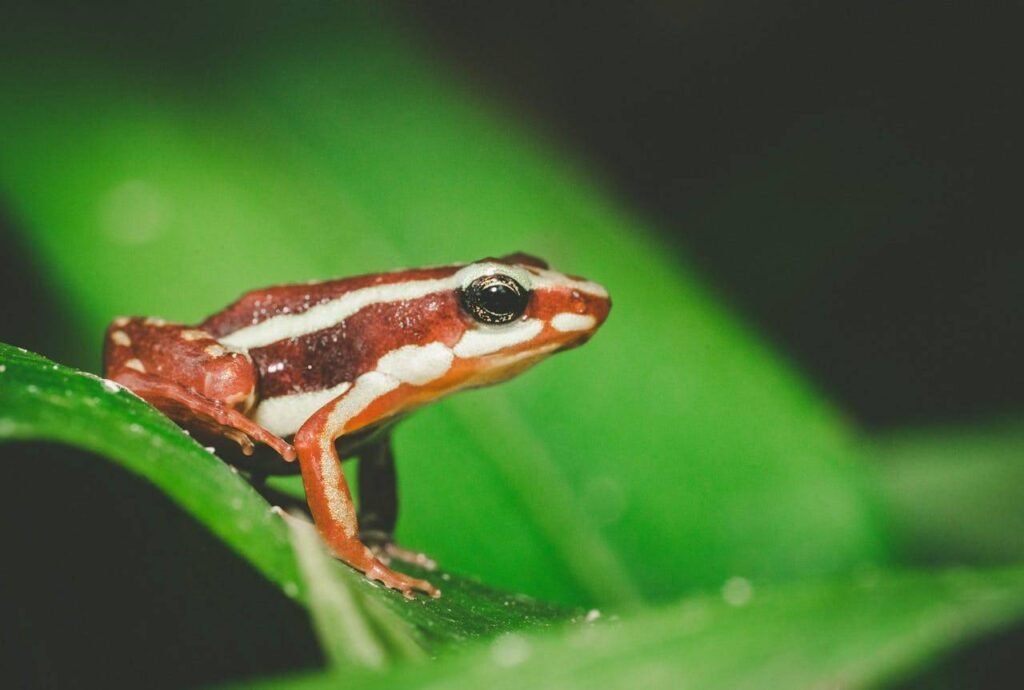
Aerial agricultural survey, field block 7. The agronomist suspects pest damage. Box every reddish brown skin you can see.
[249,293,466,398]
[200,266,461,337]
[102,254,610,599]
[103,319,294,460]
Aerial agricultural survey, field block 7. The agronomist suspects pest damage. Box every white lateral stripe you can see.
[485,342,560,369]
[453,319,544,357]
[220,277,457,350]
[253,380,352,436]
[551,313,596,332]
[376,342,454,385]
[250,326,535,436]
[326,371,401,435]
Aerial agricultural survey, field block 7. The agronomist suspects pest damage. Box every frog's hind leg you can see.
[103,317,295,461]
[357,434,436,570]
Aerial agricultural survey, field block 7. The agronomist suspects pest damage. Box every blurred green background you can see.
[1,1,1021,688]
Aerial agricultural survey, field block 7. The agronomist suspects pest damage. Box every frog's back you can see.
[200,265,461,338]
[197,255,610,438]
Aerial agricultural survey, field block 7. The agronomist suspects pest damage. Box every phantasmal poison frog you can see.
[104,253,611,598]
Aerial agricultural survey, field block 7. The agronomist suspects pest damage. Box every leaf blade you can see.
[216,566,1024,690]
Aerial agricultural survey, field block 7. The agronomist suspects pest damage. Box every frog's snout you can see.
[544,284,610,354]
[568,285,611,328]
[588,290,612,328]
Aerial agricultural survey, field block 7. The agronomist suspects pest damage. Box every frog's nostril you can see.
[570,290,588,314]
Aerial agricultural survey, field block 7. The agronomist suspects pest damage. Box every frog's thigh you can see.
[104,319,294,460]
[104,319,256,408]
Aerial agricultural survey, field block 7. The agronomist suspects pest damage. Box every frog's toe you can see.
[223,428,256,455]
[383,543,437,571]
[365,560,440,599]
[362,533,437,571]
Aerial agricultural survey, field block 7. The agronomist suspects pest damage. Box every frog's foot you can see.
[377,543,438,571]
[361,530,438,571]
[111,370,296,461]
[192,405,296,461]
[365,559,441,600]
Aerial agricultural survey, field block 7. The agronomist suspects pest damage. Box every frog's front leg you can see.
[103,317,295,461]
[294,387,440,599]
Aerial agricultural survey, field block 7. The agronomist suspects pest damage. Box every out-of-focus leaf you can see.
[0,2,882,605]
[216,566,1024,690]
[868,420,1024,565]
[284,509,424,670]
[281,508,574,668]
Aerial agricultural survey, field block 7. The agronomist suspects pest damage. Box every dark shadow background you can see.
[0,443,321,689]
[397,0,1024,429]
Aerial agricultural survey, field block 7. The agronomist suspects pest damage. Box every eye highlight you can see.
[458,273,530,324]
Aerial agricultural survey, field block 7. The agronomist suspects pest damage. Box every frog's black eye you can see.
[458,273,530,324]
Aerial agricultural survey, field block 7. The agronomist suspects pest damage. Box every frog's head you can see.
[443,252,611,388]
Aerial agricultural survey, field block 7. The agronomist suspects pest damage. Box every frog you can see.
[103,253,611,598]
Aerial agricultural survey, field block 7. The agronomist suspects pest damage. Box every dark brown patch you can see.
[251,292,468,398]
[498,252,549,269]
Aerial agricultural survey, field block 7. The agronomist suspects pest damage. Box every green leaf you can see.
[868,420,1024,565]
[280,510,572,669]
[283,509,424,670]
[0,342,304,602]
[0,342,574,665]
[0,3,883,606]
[217,566,1024,690]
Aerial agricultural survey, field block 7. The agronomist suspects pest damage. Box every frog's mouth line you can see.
[554,334,595,353]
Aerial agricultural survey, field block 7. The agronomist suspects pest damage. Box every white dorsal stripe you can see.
[253,380,352,436]
[529,267,609,298]
[219,262,608,350]
[221,277,456,350]
[457,261,533,291]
